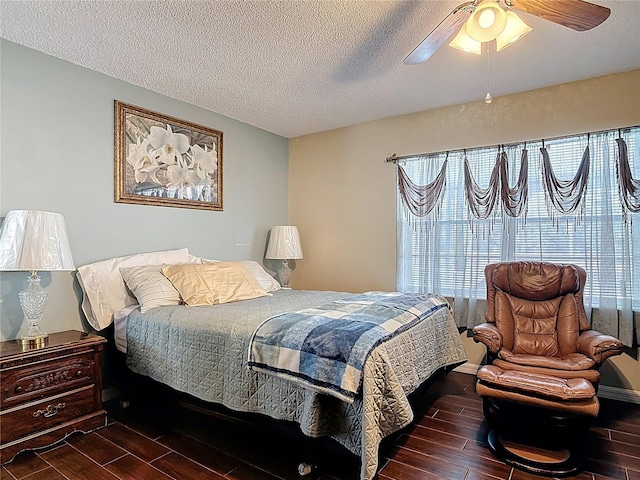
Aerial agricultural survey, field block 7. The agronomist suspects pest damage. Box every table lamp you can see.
[265,226,303,289]
[0,210,75,349]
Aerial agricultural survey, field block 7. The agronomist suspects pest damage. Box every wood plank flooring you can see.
[2,372,639,480]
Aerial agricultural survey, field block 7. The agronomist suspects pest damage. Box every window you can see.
[397,127,639,346]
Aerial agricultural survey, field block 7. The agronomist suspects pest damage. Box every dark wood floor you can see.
[2,372,640,480]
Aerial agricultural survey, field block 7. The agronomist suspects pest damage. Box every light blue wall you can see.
[0,40,290,341]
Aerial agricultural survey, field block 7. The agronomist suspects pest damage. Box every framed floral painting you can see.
[115,101,223,211]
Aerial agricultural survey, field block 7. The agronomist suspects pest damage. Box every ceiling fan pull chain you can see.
[485,44,493,104]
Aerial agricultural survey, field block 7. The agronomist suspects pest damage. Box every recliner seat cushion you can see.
[498,351,596,371]
[492,359,601,386]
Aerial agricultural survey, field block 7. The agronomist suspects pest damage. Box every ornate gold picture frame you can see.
[115,101,223,211]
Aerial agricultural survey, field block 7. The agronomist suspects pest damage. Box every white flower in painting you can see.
[127,137,162,184]
[188,144,217,179]
[166,163,201,188]
[148,125,191,166]
[127,137,152,169]
[136,158,162,184]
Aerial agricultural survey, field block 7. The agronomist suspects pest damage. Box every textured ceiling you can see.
[1,1,639,138]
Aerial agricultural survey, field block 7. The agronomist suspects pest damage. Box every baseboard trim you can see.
[598,385,640,404]
[453,363,640,405]
[453,362,481,375]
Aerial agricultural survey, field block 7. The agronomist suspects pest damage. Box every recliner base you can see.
[487,429,581,477]
[482,397,589,477]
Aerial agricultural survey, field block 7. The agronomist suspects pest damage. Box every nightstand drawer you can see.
[1,353,96,409]
[0,385,98,443]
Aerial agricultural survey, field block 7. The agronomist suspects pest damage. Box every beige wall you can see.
[289,69,640,393]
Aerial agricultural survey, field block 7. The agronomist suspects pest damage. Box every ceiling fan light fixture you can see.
[449,26,482,54]
[496,10,533,51]
[466,0,507,43]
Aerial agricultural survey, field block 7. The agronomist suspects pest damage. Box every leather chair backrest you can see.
[485,262,591,355]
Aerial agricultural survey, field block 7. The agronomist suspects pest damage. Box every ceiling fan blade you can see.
[404,1,474,65]
[509,0,611,31]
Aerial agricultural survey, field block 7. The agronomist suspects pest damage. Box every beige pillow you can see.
[162,262,268,306]
[120,264,182,312]
[196,258,281,292]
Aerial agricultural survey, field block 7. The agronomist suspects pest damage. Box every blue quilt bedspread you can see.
[247,291,449,402]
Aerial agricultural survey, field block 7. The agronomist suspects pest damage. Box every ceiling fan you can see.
[404,0,611,65]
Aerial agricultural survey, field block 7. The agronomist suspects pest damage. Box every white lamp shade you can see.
[265,226,303,260]
[496,10,532,52]
[449,27,482,54]
[0,210,75,271]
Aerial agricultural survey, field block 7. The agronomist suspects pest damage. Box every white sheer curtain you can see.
[397,127,640,346]
[582,132,638,346]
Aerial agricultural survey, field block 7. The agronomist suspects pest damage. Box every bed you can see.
[77,249,467,480]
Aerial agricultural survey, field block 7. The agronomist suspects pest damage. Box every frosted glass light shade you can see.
[0,210,75,271]
[496,11,532,52]
[265,226,303,260]
[449,27,482,54]
[466,0,507,43]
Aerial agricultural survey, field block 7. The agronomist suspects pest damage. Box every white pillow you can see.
[120,264,182,312]
[240,261,281,292]
[187,254,218,264]
[77,248,191,330]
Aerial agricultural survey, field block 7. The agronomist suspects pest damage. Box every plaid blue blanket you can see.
[247,291,449,403]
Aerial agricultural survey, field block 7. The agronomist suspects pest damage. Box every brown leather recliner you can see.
[474,262,623,390]
[473,262,624,476]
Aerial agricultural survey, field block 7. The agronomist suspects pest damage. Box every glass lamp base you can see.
[278,259,293,289]
[19,272,49,350]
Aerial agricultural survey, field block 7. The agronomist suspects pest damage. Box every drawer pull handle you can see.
[76,370,83,377]
[14,386,22,393]
[33,402,66,418]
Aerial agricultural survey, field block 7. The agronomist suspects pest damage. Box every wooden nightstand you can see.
[0,330,107,464]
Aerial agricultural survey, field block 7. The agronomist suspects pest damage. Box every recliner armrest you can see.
[577,330,624,365]
[472,323,503,353]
